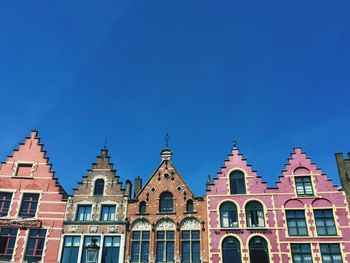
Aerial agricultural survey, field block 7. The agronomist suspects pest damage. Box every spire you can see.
[160,133,172,161]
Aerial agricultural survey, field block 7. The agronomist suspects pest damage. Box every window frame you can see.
[314,209,337,236]
[24,229,47,262]
[181,230,200,263]
[156,230,175,263]
[100,204,116,221]
[131,231,150,263]
[19,193,40,218]
[93,179,105,196]
[295,176,314,196]
[60,236,81,263]
[186,200,194,213]
[159,192,174,213]
[320,244,343,263]
[76,204,92,221]
[290,244,313,263]
[0,228,18,261]
[286,210,308,236]
[229,170,246,195]
[102,236,121,263]
[245,201,265,228]
[0,192,13,217]
[220,201,238,228]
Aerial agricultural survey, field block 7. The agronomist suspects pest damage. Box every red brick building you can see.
[125,147,209,263]
[0,131,67,262]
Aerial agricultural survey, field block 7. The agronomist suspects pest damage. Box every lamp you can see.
[86,237,100,263]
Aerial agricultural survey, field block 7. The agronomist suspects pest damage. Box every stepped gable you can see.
[207,145,268,194]
[72,147,125,196]
[274,147,339,192]
[0,130,67,200]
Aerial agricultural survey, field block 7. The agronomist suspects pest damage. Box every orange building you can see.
[125,146,209,263]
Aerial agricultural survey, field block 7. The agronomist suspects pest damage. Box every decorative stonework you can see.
[132,219,151,231]
[108,225,118,233]
[68,225,80,233]
[156,219,175,230]
[89,225,99,233]
[180,218,201,230]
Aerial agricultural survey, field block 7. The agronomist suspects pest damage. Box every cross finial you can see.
[165,133,170,148]
[233,138,237,149]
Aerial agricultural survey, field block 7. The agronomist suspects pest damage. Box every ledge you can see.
[64,220,127,225]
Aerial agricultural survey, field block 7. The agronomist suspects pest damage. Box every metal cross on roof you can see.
[165,133,170,148]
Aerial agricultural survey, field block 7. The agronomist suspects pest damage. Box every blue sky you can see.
[1,1,350,195]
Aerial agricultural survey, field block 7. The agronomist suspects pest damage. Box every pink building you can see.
[206,145,350,263]
[0,131,67,262]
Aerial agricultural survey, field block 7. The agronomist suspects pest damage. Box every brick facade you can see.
[335,152,350,212]
[58,148,131,263]
[207,145,350,263]
[125,147,209,263]
[0,131,67,263]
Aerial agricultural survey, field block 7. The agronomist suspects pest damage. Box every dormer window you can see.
[159,192,173,213]
[229,170,246,195]
[295,176,314,196]
[15,163,33,177]
[94,179,105,196]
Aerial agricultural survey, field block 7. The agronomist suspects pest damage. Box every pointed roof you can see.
[89,147,115,171]
[0,130,68,200]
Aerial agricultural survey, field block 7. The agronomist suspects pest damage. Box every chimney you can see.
[134,176,142,198]
[125,180,132,199]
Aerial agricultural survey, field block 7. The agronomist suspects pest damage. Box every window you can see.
[295,176,314,196]
[0,192,12,217]
[229,170,246,194]
[286,210,308,236]
[156,231,174,262]
[102,236,121,263]
[314,209,337,236]
[76,205,92,221]
[139,201,147,214]
[15,163,33,177]
[220,202,238,228]
[222,237,241,263]
[186,200,194,213]
[25,229,47,262]
[291,244,313,263]
[246,201,265,227]
[181,230,200,263]
[81,236,101,263]
[249,236,269,263]
[159,192,173,213]
[100,205,116,221]
[61,236,81,263]
[94,179,105,196]
[320,244,343,263]
[19,193,39,218]
[131,231,150,263]
[0,228,18,261]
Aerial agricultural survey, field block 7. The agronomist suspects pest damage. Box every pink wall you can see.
[0,131,67,263]
[207,147,350,263]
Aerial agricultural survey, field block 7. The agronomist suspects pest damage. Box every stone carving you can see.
[132,219,151,231]
[108,225,118,233]
[68,225,80,233]
[156,218,175,230]
[89,225,99,233]
[180,218,200,230]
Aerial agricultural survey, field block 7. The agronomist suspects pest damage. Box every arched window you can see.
[249,236,269,263]
[139,201,147,214]
[94,179,105,196]
[159,192,173,213]
[220,202,238,228]
[246,201,265,227]
[222,237,241,263]
[229,171,246,195]
[186,200,194,213]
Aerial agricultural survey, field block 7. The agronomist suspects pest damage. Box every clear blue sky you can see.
[1,1,350,195]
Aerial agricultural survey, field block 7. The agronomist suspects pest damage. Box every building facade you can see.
[0,131,67,262]
[335,152,350,211]
[58,148,131,263]
[207,145,350,263]
[125,147,209,263]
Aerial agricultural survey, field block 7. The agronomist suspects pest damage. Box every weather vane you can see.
[233,138,237,148]
[104,136,108,149]
[165,133,170,148]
